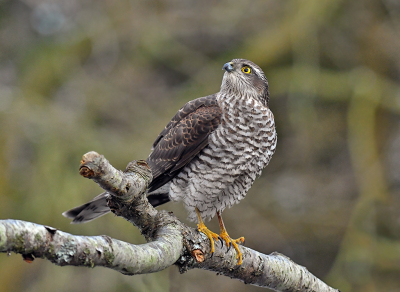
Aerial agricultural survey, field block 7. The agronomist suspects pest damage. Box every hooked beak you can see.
[222,62,234,72]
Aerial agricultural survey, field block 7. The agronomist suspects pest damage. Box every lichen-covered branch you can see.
[0,151,340,292]
[0,220,182,274]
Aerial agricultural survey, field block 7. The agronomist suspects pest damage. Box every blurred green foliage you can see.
[1,0,400,291]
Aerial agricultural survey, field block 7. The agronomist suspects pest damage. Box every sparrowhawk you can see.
[63,59,277,264]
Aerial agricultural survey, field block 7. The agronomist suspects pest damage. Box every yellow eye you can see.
[241,66,252,74]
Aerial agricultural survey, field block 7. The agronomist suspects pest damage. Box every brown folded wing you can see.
[147,94,221,192]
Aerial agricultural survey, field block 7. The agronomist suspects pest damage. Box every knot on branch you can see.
[79,152,152,201]
[79,151,105,178]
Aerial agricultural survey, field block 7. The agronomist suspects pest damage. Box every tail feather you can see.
[62,192,110,224]
[147,193,170,207]
[62,192,170,224]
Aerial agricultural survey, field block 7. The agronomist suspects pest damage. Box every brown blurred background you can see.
[1,0,400,291]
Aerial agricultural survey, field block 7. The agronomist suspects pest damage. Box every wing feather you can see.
[146,94,221,192]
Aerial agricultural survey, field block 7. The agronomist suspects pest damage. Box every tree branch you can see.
[0,151,340,292]
[0,220,182,274]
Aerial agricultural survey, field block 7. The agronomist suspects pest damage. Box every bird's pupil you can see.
[242,67,251,73]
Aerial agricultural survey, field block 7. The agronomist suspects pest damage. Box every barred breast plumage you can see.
[170,89,276,221]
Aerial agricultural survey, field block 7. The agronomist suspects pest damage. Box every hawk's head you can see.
[221,59,269,107]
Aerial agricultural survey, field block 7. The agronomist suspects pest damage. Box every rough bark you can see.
[0,151,340,292]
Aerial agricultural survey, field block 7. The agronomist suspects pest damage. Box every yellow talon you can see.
[217,212,244,265]
[195,207,220,254]
[195,207,245,265]
[219,230,244,265]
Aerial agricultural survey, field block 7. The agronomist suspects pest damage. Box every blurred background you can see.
[0,0,399,291]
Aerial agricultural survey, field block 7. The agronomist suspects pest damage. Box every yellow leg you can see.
[195,207,220,254]
[217,211,245,265]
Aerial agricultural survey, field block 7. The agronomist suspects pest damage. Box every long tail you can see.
[62,192,170,224]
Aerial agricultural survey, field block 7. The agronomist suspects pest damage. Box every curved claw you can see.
[215,211,244,265]
[218,236,224,247]
[227,242,232,252]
